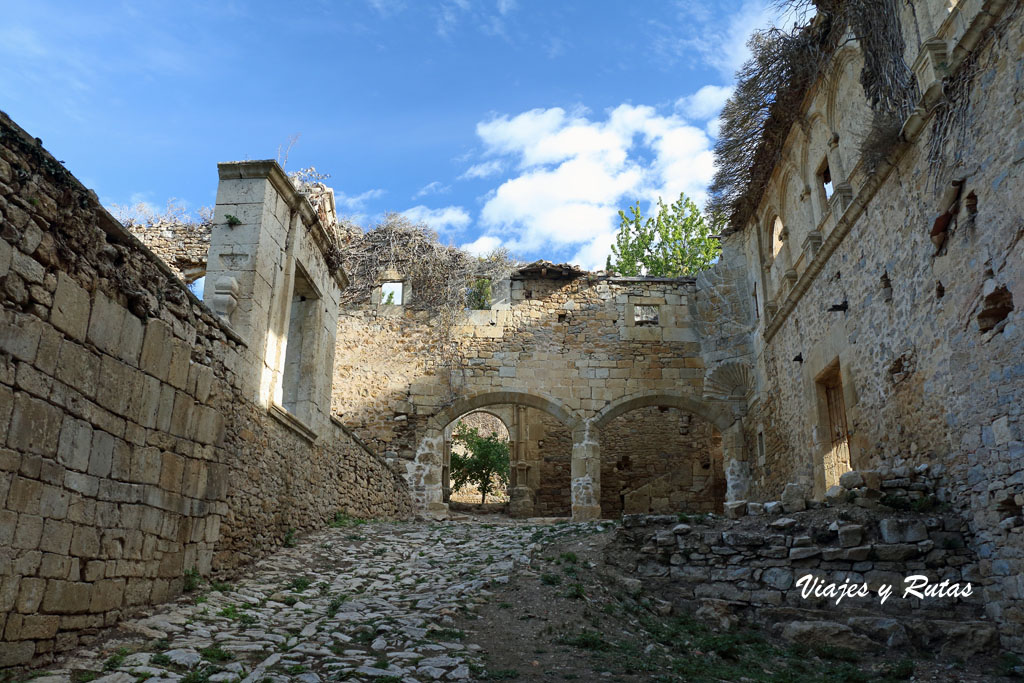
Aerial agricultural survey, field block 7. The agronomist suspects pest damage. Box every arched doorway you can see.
[443,409,512,505]
[412,391,581,517]
[599,405,726,518]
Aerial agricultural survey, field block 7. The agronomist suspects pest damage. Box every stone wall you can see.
[601,406,724,517]
[0,112,411,665]
[532,409,572,517]
[729,0,1023,649]
[333,267,746,520]
[720,0,1024,651]
[611,505,995,656]
[129,220,211,284]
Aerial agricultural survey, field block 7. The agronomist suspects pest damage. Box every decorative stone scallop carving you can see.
[703,361,756,404]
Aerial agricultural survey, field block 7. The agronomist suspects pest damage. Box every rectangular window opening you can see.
[821,162,834,200]
[381,281,403,306]
[281,268,320,419]
[467,278,492,310]
[634,304,660,326]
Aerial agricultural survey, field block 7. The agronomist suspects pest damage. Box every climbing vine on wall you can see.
[709,0,918,232]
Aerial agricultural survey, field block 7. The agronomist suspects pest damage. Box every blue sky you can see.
[0,1,781,269]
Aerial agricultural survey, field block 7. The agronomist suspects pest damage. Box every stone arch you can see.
[442,408,513,504]
[761,207,783,262]
[806,112,836,221]
[591,391,748,508]
[824,46,862,133]
[426,390,580,433]
[598,403,727,518]
[594,390,734,433]
[410,390,581,516]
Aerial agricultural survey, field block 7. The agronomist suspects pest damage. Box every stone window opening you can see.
[819,160,834,200]
[380,281,404,306]
[280,266,321,422]
[769,216,786,259]
[466,278,492,310]
[757,431,766,466]
[634,304,660,326]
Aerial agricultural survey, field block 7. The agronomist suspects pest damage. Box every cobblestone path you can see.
[32,519,603,683]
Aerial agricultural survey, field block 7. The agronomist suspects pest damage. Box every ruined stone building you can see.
[0,0,1022,664]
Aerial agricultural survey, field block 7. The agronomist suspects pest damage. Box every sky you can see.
[0,1,783,270]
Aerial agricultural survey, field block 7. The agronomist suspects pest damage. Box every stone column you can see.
[206,161,292,401]
[570,422,601,521]
[412,430,448,518]
[722,419,750,502]
[509,405,534,518]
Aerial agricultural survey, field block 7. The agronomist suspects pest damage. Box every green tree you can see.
[450,424,510,504]
[605,192,722,276]
[466,278,492,310]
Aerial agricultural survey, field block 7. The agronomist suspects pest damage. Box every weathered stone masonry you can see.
[333,265,752,521]
[727,0,1024,651]
[0,113,411,665]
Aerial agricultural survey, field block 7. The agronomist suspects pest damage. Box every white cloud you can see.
[413,181,451,199]
[458,159,505,180]
[469,103,717,269]
[402,205,471,233]
[336,188,385,210]
[461,234,504,256]
[676,84,734,120]
[654,1,782,79]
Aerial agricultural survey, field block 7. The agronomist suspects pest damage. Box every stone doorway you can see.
[816,361,852,490]
[443,409,512,505]
[599,405,726,518]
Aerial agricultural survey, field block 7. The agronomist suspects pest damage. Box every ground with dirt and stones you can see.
[5,514,1018,683]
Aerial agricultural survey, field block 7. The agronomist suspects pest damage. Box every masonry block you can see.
[140,319,174,381]
[0,312,42,363]
[13,513,43,549]
[87,290,126,355]
[55,340,100,398]
[41,580,92,614]
[38,519,73,555]
[7,393,62,456]
[57,416,93,472]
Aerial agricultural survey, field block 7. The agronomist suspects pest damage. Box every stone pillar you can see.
[204,159,347,431]
[722,419,750,501]
[509,405,535,518]
[412,430,448,518]
[570,422,601,521]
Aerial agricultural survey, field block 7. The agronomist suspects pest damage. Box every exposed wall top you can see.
[216,160,349,291]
